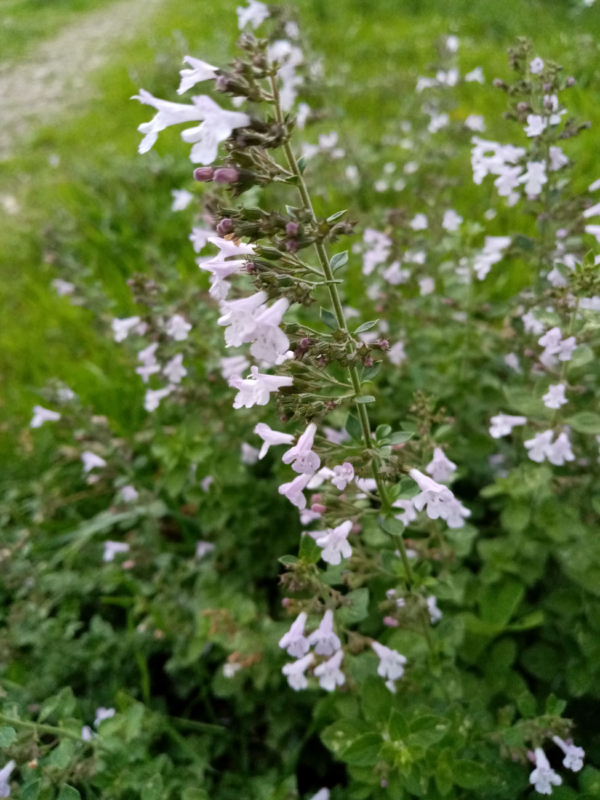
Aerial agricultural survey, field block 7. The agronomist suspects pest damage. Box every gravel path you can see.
[0,0,164,159]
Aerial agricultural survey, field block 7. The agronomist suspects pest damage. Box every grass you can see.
[1,0,600,456]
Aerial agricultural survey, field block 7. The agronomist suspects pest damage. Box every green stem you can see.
[270,73,414,589]
[0,714,83,741]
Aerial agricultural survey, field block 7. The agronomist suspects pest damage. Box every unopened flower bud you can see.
[493,78,506,89]
[543,82,552,92]
[215,74,229,92]
[194,167,214,182]
[351,523,362,534]
[383,616,399,627]
[312,503,327,514]
[378,339,389,350]
[285,239,299,253]
[363,356,374,368]
[544,96,554,110]
[282,597,291,607]
[517,101,528,112]
[217,218,234,236]
[214,168,239,184]
[524,348,535,358]
[312,493,322,503]
[566,76,575,87]
[286,221,299,236]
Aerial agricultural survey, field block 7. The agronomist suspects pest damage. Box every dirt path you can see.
[0,0,164,160]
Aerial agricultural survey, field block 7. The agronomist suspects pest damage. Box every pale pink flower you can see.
[371,641,407,680]
[282,423,320,474]
[314,649,345,692]
[229,366,293,409]
[278,473,313,509]
[331,463,354,491]
[30,405,61,428]
[529,748,562,795]
[282,652,313,691]
[279,612,310,658]
[426,447,456,483]
[177,56,218,95]
[165,314,192,341]
[316,521,353,565]
[307,610,341,656]
[254,422,294,459]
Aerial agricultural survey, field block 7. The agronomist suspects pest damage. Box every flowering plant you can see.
[2,5,600,800]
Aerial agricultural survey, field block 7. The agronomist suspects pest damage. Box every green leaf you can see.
[376,424,392,439]
[182,791,209,800]
[545,693,567,716]
[341,733,382,766]
[379,517,405,537]
[517,690,537,718]
[568,345,593,369]
[355,320,379,334]
[320,307,338,331]
[338,588,370,626]
[345,414,363,442]
[299,533,321,564]
[48,739,76,769]
[278,554,299,565]
[361,677,394,724]
[22,780,41,800]
[452,760,487,789]
[479,577,524,628]
[141,774,164,800]
[503,386,545,416]
[330,251,348,271]
[327,209,348,223]
[566,411,600,434]
[57,787,81,800]
[388,709,409,741]
[0,727,17,747]
[578,765,600,796]
[297,155,307,174]
[355,395,375,404]
[389,431,415,445]
[362,362,381,382]
[321,719,373,758]
[408,715,450,746]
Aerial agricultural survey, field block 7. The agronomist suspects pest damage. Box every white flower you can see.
[371,641,407,680]
[427,596,442,623]
[549,146,568,171]
[504,353,522,373]
[282,652,314,691]
[552,736,585,772]
[189,227,212,252]
[144,386,173,412]
[426,447,456,483]
[221,355,250,381]
[0,761,15,797]
[163,354,187,384]
[201,476,213,492]
[120,485,138,503]
[30,405,61,428]
[307,610,341,656]
[446,34,459,51]
[419,277,435,296]
[494,165,523,197]
[94,707,115,727]
[307,467,336,489]
[52,278,75,296]
[112,316,141,342]
[410,213,428,231]
[530,57,545,74]
[428,112,449,133]
[81,725,94,741]
[529,748,562,795]
[409,469,455,521]
[442,209,463,231]
[282,423,320,474]
[489,414,527,439]
[230,366,293,409]
[196,540,215,559]
[393,498,417,526]
[316,521,353,565]
[520,161,547,196]
[237,0,269,29]
[525,115,548,137]
[585,224,600,243]
[382,262,410,285]
[218,291,267,347]
[254,423,294,459]
[223,662,241,678]
[199,258,246,300]
[465,67,484,83]
[171,189,194,211]
[132,89,205,153]
[583,202,600,219]
[165,314,192,341]
[81,451,107,473]
[208,236,256,259]
[177,56,218,95]
[525,430,555,463]
[136,363,160,383]
[331,463,355,491]
[309,790,330,800]
[444,497,471,529]
[103,541,129,562]
[589,178,600,192]
[465,113,486,132]
[543,384,568,410]
[538,327,576,361]
[250,298,290,363]
[278,473,313,510]
[181,96,251,164]
[522,311,545,335]
[388,341,407,366]
[547,432,575,466]
[314,649,345,692]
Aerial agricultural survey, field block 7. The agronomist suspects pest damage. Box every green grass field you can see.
[2,0,599,452]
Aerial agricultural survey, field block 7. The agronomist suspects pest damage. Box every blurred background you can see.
[1,0,599,456]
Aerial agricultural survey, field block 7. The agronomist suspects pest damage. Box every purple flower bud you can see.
[285,221,299,237]
[517,102,528,112]
[378,339,390,350]
[493,78,505,88]
[311,503,327,514]
[543,82,552,92]
[215,75,229,92]
[217,218,234,236]
[544,96,554,109]
[383,616,399,628]
[193,167,214,182]
[285,239,299,253]
[214,168,239,184]
[566,76,575,87]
